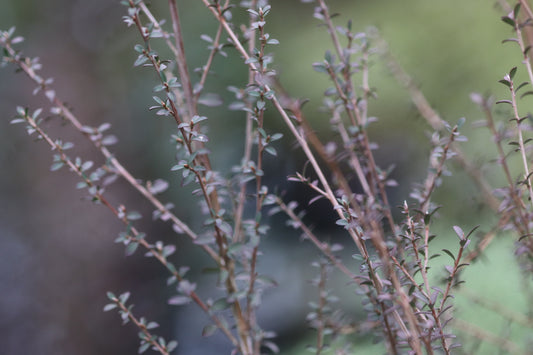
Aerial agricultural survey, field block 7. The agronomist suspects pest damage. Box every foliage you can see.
[2,0,533,354]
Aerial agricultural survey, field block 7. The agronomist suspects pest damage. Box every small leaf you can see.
[148,179,169,194]
[200,34,213,43]
[501,16,516,27]
[192,115,208,124]
[202,324,218,337]
[335,219,348,226]
[198,93,223,107]
[103,303,117,312]
[167,340,178,352]
[502,38,519,44]
[453,225,464,240]
[125,242,139,256]
[264,146,277,156]
[138,342,150,354]
[50,162,64,171]
[515,81,529,93]
[465,225,480,239]
[127,211,142,220]
[168,295,190,306]
[442,249,456,262]
[521,91,533,99]
[119,292,130,304]
[495,99,512,105]
[498,80,511,88]
[211,297,230,311]
[514,3,521,18]
[146,322,159,329]
[510,66,518,80]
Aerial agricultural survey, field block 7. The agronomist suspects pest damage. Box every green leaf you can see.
[211,297,231,311]
[335,219,348,226]
[324,50,333,64]
[125,242,139,256]
[498,79,511,88]
[103,303,117,312]
[510,66,518,80]
[515,81,529,93]
[442,249,456,262]
[167,340,178,352]
[198,93,222,107]
[264,146,277,156]
[501,16,516,27]
[16,106,27,116]
[202,324,218,337]
[521,91,533,99]
[138,342,150,354]
[495,99,512,105]
[312,63,327,73]
[50,162,64,171]
[152,96,164,105]
[465,225,480,239]
[200,34,213,43]
[192,115,208,124]
[256,275,278,287]
[126,211,142,220]
[134,55,148,67]
[453,225,464,240]
[514,3,521,18]
[119,292,130,304]
[146,321,159,329]
[502,38,519,44]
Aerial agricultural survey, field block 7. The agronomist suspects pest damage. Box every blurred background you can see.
[0,0,532,354]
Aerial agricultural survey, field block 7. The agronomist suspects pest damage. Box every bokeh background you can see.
[1,0,532,354]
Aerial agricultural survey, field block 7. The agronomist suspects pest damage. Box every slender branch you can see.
[508,75,533,211]
[276,198,360,282]
[233,0,258,243]
[0,38,222,262]
[20,110,238,346]
[420,127,457,213]
[200,3,425,352]
[168,0,196,119]
[113,299,170,355]
[139,2,179,57]
[192,0,231,107]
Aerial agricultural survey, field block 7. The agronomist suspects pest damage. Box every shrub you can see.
[1,0,533,354]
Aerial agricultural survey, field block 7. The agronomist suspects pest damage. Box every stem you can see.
[233,0,258,243]
[168,0,195,119]
[22,112,238,346]
[509,79,533,211]
[200,3,423,352]
[114,301,170,355]
[420,128,457,212]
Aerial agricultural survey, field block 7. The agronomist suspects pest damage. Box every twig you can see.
[19,109,238,347]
